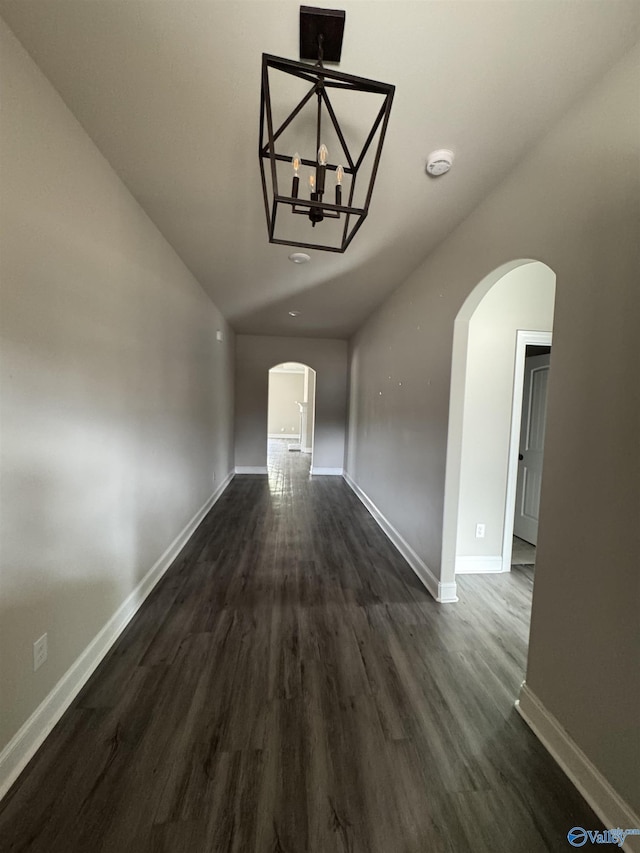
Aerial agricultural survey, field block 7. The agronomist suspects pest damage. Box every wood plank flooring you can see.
[0,440,601,852]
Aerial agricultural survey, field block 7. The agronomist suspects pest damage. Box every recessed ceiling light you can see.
[288,310,301,317]
[426,149,454,177]
[288,252,311,264]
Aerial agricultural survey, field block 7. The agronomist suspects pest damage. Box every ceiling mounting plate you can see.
[300,6,345,63]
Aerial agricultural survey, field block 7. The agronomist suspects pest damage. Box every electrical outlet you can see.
[475,523,486,539]
[33,633,48,671]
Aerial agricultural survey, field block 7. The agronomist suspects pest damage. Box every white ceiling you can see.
[2,1,639,338]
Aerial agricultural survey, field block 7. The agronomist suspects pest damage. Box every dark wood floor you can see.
[0,440,600,852]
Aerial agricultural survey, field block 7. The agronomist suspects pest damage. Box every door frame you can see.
[501,330,553,571]
[266,362,317,469]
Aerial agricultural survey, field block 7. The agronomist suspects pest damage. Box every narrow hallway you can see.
[0,446,600,852]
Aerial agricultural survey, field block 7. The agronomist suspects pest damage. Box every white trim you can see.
[455,555,503,574]
[301,446,312,454]
[0,471,235,803]
[269,364,306,374]
[516,683,640,853]
[234,466,268,475]
[343,472,458,603]
[268,433,300,440]
[311,467,343,476]
[502,330,552,571]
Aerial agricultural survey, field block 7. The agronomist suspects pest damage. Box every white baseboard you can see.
[343,472,458,603]
[455,555,503,574]
[0,471,234,803]
[311,467,343,476]
[234,466,268,474]
[268,434,300,440]
[516,682,640,853]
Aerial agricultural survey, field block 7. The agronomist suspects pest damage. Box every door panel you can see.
[514,354,550,545]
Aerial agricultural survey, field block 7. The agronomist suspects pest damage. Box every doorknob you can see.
[519,453,524,461]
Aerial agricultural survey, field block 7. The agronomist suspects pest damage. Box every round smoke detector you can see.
[288,252,311,264]
[426,149,454,177]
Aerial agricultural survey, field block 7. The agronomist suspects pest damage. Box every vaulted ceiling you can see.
[2,1,639,338]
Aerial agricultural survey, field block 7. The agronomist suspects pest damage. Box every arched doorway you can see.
[441,260,556,591]
[267,362,316,475]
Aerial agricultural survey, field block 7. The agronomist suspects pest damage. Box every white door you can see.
[513,353,550,545]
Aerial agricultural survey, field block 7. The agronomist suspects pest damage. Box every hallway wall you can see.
[235,336,347,473]
[303,368,316,453]
[0,20,235,775]
[346,45,639,814]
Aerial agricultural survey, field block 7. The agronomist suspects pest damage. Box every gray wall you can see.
[0,21,235,756]
[236,336,347,472]
[267,370,305,436]
[346,45,639,811]
[303,368,316,452]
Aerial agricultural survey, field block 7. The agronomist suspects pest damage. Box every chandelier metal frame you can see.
[258,10,395,254]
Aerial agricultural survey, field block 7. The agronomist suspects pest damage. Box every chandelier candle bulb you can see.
[308,173,322,226]
[292,152,300,198]
[336,164,344,206]
[317,143,328,194]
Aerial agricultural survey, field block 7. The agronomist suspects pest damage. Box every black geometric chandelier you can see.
[259,6,395,253]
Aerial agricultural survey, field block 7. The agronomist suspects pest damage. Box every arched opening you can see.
[441,260,556,593]
[267,362,316,478]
